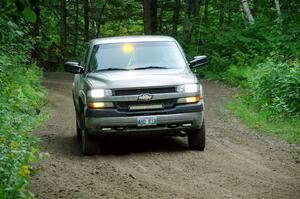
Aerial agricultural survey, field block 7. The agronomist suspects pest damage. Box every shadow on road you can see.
[99,135,188,155]
[43,133,188,157]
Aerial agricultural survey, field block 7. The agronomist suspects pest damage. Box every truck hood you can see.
[86,68,196,89]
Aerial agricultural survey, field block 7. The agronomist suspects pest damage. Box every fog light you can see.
[185,96,201,103]
[88,102,113,109]
[182,123,192,127]
[116,127,125,131]
[169,124,178,128]
[88,102,105,108]
[101,127,112,131]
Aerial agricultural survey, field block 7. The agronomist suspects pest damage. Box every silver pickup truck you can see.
[65,36,208,155]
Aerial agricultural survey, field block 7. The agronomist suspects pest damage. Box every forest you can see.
[0,0,299,198]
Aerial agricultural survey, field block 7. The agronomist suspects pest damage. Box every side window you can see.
[80,44,90,69]
[88,45,99,72]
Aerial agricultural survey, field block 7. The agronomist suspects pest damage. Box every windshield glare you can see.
[88,41,187,72]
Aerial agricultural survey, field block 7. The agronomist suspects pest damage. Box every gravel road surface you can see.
[30,72,300,199]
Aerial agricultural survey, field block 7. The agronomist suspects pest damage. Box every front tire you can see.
[188,120,206,151]
[79,109,99,156]
[76,121,81,141]
[81,128,99,156]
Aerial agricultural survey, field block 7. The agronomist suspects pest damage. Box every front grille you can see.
[116,99,176,111]
[113,87,176,96]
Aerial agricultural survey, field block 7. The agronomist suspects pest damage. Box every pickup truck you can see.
[65,36,208,155]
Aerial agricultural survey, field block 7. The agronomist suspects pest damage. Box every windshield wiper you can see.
[95,68,129,71]
[133,66,168,70]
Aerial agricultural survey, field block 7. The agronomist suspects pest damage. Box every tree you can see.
[219,0,225,26]
[274,0,281,16]
[241,0,254,23]
[172,0,181,36]
[31,1,41,63]
[95,0,108,38]
[73,0,79,55]
[60,0,67,57]
[204,0,209,25]
[83,0,90,42]
[142,0,157,34]
[184,0,201,42]
[158,0,164,33]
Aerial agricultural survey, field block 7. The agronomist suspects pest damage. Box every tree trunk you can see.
[189,0,201,39]
[274,0,281,16]
[73,0,79,55]
[158,0,164,33]
[60,0,67,57]
[183,0,192,41]
[252,0,258,17]
[204,0,209,25]
[96,0,107,38]
[142,0,157,35]
[83,0,90,42]
[172,0,180,37]
[219,0,225,26]
[31,3,41,64]
[184,0,201,42]
[192,0,201,16]
[241,0,254,23]
[228,0,231,24]
[151,0,157,33]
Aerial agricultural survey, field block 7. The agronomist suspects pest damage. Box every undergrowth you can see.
[197,17,300,145]
[0,14,48,198]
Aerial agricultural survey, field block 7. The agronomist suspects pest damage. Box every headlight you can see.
[88,89,112,98]
[177,84,199,93]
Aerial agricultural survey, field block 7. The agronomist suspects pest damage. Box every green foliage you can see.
[0,0,298,197]
[0,7,47,199]
[248,59,300,117]
[0,52,47,198]
[22,7,36,23]
[1,0,37,23]
[195,13,300,119]
[228,95,300,145]
[187,6,300,141]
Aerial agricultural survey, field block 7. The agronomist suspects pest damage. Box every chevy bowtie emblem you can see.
[137,93,153,102]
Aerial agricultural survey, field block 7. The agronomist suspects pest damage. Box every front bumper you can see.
[85,103,204,135]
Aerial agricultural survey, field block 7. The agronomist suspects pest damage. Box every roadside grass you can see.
[227,95,300,146]
[0,52,49,198]
[200,59,300,155]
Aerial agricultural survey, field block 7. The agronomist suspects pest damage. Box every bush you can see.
[0,50,47,198]
[0,12,47,197]
[248,59,300,117]
[194,16,300,119]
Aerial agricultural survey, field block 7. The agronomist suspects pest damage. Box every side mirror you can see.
[189,55,208,68]
[64,61,84,74]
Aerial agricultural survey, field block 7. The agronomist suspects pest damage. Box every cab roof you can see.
[90,35,176,45]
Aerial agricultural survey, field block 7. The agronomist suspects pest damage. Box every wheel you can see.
[79,110,99,156]
[188,120,206,151]
[75,112,81,141]
[81,127,99,156]
[76,121,81,141]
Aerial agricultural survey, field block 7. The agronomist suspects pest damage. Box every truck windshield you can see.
[88,41,187,72]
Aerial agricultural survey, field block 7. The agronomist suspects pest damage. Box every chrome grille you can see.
[116,99,176,111]
[113,87,176,96]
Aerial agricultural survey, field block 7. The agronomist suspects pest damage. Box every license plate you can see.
[137,116,158,127]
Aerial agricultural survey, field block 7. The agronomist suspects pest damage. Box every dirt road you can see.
[30,72,299,199]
